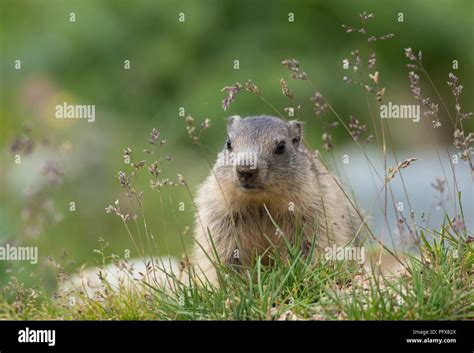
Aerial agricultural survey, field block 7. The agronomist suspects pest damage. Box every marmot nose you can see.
[236,166,258,185]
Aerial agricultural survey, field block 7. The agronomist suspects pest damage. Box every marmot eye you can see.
[275,141,286,155]
[226,138,232,150]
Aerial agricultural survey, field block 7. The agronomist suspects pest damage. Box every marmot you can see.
[191,115,361,285]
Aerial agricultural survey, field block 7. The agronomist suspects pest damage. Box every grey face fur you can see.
[215,115,309,195]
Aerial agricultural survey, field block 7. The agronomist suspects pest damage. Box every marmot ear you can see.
[227,115,241,132]
[287,120,304,145]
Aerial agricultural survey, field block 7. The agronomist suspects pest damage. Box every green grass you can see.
[1,7,472,323]
[1,216,472,321]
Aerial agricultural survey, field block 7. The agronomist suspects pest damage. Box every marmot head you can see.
[214,115,310,199]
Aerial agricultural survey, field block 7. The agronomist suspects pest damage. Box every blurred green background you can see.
[1,0,473,288]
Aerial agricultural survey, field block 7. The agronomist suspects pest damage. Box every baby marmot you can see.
[192,115,360,284]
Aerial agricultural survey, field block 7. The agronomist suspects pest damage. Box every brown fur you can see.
[191,115,360,285]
